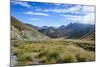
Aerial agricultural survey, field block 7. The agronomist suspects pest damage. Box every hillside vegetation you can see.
[12,39,95,66]
[80,31,95,40]
[11,16,49,40]
[11,16,95,66]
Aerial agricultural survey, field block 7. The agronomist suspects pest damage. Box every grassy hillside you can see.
[80,31,95,40]
[11,16,49,40]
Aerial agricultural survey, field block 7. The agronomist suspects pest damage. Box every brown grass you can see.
[11,40,95,66]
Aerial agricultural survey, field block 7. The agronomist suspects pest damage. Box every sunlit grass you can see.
[11,40,95,66]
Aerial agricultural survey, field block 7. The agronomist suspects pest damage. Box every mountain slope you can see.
[11,16,49,40]
[80,31,95,40]
[37,23,95,39]
[66,25,95,39]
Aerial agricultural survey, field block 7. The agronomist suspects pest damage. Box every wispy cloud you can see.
[34,5,82,15]
[53,3,62,6]
[66,5,82,13]
[82,6,95,14]
[42,8,67,13]
[61,15,81,22]
[24,11,49,16]
[11,1,95,25]
[82,13,94,24]
[30,18,41,21]
[35,5,94,17]
[59,5,95,24]
[11,1,32,8]
[61,13,95,24]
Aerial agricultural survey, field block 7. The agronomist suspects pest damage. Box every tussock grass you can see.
[11,40,95,66]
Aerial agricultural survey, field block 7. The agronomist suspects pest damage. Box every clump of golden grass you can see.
[11,40,95,66]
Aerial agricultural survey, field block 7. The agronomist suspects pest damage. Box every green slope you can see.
[66,26,95,40]
[80,31,95,40]
[11,16,49,40]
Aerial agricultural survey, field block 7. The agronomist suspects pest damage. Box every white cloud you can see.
[61,15,82,22]
[61,12,95,24]
[35,5,81,14]
[36,5,82,14]
[41,5,95,16]
[65,5,82,13]
[82,6,95,13]
[24,11,49,16]
[31,18,40,20]
[54,3,62,6]
[38,8,68,13]
[11,1,32,8]
[82,13,95,24]
[60,5,95,24]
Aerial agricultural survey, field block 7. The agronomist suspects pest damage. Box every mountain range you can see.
[11,16,95,41]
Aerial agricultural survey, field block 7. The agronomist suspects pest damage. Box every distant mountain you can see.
[25,24,57,37]
[66,23,95,39]
[39,27,58,38]
[19,21,95,40]
[38,23,95,39]
[11,16,49,40]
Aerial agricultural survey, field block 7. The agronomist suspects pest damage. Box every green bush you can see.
[17,53,33,62]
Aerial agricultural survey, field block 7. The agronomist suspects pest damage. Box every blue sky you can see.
[11,1,95,27]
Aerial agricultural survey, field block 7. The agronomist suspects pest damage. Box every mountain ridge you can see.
[11,16,49,41]
[11,16,95,41]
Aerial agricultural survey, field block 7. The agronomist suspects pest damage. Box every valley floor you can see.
[51,39,95,44]
[11,39,95,66]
